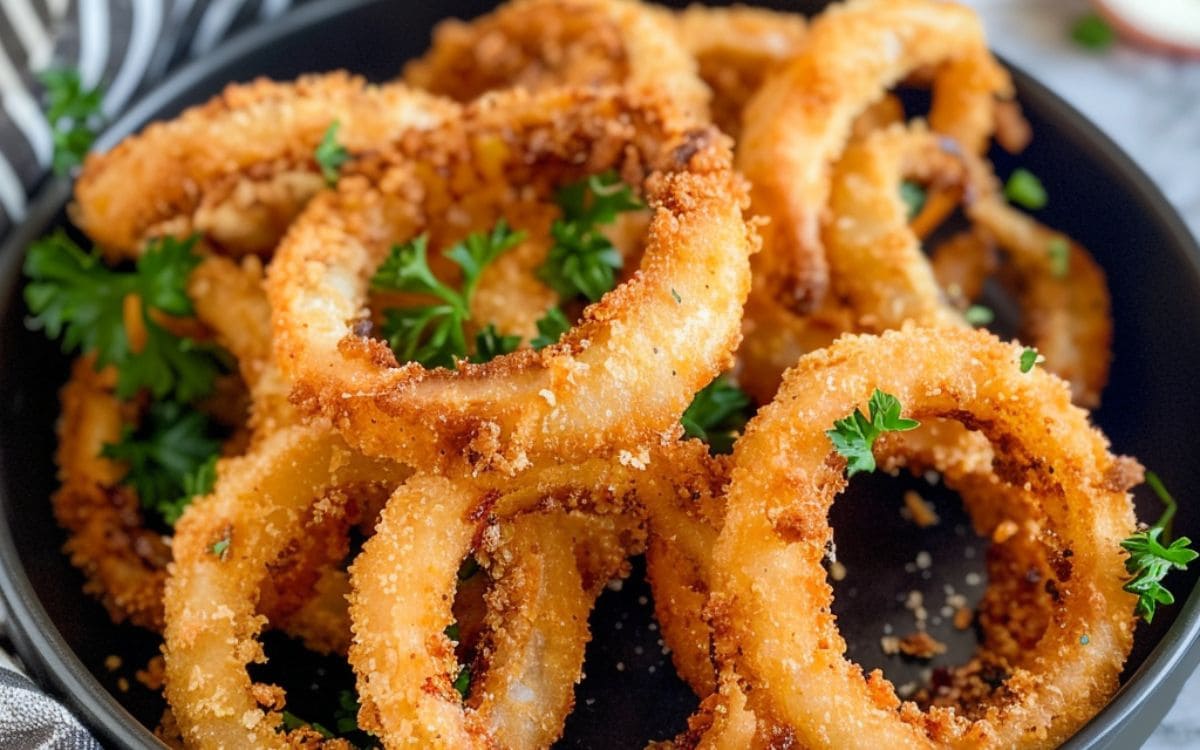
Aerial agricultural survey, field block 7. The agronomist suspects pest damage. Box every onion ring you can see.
[738,0,1011,312]
[403,0,709,119]
[670,4,807,138]
[267,87,754,474]
[704,325,1137,747]
[162,424,407,748]
[73,73,455,259]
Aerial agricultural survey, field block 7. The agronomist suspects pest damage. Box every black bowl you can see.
[2,0,1199,747]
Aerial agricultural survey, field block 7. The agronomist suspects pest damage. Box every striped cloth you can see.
[0,2,312,745]
[0,0,313,242]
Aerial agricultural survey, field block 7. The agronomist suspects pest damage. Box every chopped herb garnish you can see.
[1122,472,1197,623]
[900,180,927,221]
[1004,168,1048,210]
[280,710,334,739]
[964,304,995,327]
[101,402,221,525]
[373,221,525,368]
[671,287,682,304]
[458,557,480,581]
[444,622,461,642]
[1071,13,1116,51]
[530,307,572,350]
[1019,347,1044,373]
[471,324,521,363]
[333,689,362,735]
[1080,634,1090,645]
[537,172,641,302]
[452,664,472,700]
[827,389,920,477]
[209,535,231,560]
[1047,237,1070,278]
[24,232,220,402]
[315,120,349,185]
[39,68,104,175]
[681,377,752,455]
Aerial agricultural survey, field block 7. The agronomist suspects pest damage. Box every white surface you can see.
[965,1,1200,745]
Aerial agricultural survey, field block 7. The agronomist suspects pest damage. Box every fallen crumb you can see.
[880,635,901,655]
[117,677,130,693]
[137,655,166,691]
[104,655,122,672]
[904,490,940,527]
[830,560,847,581]
[954,607,973,630]
[898,632,947,660]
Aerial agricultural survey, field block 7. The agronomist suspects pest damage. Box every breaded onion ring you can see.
[350,476,639,749]
[404,0,708,119]
[738,0,1010,312]
[73,73,455,258]
[671,4,807,138]
[705,326,1137,748]
[268,87,754,474]
[162,424,407,748]
[968,197,1113,408]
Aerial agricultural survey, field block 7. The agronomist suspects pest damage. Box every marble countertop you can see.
[963,1,1200,746]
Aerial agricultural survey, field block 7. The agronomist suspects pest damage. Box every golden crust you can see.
[405,0,709,119]
[72,72,456,258]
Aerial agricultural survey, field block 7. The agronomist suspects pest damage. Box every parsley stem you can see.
[1146,471,1178,540]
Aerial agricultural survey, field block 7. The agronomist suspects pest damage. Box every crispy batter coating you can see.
[73,72,456,258]
[268,87,755,475]
[404,0,709,119]
[671,4,807,138]
[703,326,1137,748]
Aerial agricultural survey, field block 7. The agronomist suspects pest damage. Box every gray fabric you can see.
[0,663,102,750]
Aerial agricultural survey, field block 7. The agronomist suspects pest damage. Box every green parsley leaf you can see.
[315,121,349,185]
[826,388,920,477]
[900,180,927,221]
[452,664,472,700]
[1019,347,1044,373]
[333,689,362,735]
[101,402,221,526]
[1047,237,1070,278]
[1121,472,1198,623]
[458,557,480,581]
[1071,12,1116,51]
[1004,168,1048,210]
[964,304,995,327]
[670,288,682,304]
[24,232,220,401]
[444,622,461,643]
[537,172,641,302]
[530,307,572,350]
[209,534,231,560]
[280,710,334,739]
[472,324,521,363]
[373,222,525,368]
[681,377,752,455]
[39,69,104,175]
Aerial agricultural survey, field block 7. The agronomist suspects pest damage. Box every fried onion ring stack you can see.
[34,1,1161,748]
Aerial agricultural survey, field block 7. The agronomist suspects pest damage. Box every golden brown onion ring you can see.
[404,0,709,119]
[162,424,407,748]
[968,197,1113,408]
[705,326,1137,748]
[738,0,1010,312]
[671,4,807,138]
[268,87,754,475]
[73,73,455,259]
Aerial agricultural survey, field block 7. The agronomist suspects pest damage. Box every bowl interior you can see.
[2,0,1199,747]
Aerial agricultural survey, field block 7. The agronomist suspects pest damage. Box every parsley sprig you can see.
[24,232,220,401]
[39,69,104,175]
[530,307,571,351]
[826,389,920,477]
[315,120,349,186]
[101,402,221,525]
[681,377,752,454]
[537,172,641,302]
[1122,472,1198,624]
[373,221,525,368]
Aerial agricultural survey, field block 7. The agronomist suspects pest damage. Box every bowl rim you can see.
[1,0,1198,747]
